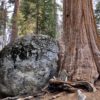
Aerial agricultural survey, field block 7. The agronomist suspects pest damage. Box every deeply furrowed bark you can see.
[59,0,100,83]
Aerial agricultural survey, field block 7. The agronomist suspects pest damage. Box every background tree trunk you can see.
[59,0,100,83]
[0,1,7,48]
[10,0,19,43]
[36,0,39,34]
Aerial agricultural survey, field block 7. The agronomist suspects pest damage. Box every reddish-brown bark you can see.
[59,0,100,83]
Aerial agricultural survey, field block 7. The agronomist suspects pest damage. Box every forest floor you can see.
[1,81,100,100]
[33,83,100,100]
[38,91,100,100]
[1,91,100,100]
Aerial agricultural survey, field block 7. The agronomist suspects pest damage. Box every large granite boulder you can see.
[0,35,59,96]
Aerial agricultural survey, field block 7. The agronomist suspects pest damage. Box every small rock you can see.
[77,90,86,100]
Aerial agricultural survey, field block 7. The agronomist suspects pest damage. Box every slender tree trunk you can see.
[36,0,39,34]
[3,4,7,47]
[56,0,63,38]
[59,0,100,84]
[10,0,19,43]
[0,1,7,48]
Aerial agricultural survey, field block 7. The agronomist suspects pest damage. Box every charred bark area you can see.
[59,0,100,83]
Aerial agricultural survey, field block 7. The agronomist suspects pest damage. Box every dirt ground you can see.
[38,90,100,100]
[1,83,100,100]
[34,84,100,100]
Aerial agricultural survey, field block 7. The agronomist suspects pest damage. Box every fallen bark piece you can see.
[49,78,72,85]
[1,96,19,100]
[48,79,95,93]
[48,79,77,93]
[1,96,34,100]
[17,96,33,100]
[71,81,96,92]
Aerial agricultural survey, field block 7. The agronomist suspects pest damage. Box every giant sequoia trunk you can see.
[59,0,100,83]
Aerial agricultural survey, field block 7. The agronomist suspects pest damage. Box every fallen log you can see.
[48,79,77,93]
[1,96,34,100]
[48,78,96,93]
[1,96,19,100]
[71,81,96,92]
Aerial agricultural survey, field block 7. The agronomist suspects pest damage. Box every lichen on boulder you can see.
[0,34,59,96]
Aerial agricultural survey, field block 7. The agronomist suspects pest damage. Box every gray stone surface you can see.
[0,35,59,96]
